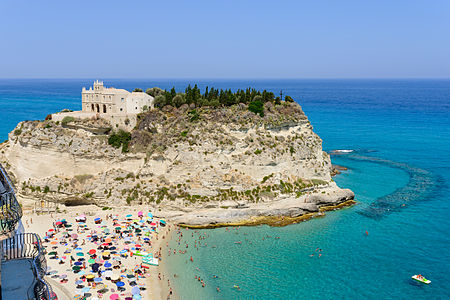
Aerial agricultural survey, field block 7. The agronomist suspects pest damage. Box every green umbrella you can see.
[48,251,57,256]
[72,266,81,270]
[88,258,95,264]
[115,227,121,230]
[76,252,84,256]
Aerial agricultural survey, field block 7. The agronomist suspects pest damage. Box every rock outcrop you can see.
[0,101,354,226]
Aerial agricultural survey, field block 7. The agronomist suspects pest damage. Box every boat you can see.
[412,274,431,284]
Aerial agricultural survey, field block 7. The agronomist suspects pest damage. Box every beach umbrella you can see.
[70,233,78,238]
[131,286,140,295]
[126,214,132,218]
[104,262,112,268]
[110,294,119,300]
[48,229,54,232]
[82,287,91,294]
[92,263,100,272]
[88,259,95,264]
[76,252,84,256]
[86,274,95,280]
[89,249,96,255]
[105,237,112,243]
[104,270,113,278]
[50,241,58,245]
[94,217,101,221]
[78,270,86,275]
[48,251,57,256]
[75,247,82,251]
[94,277,103,283]
[116,281,125,287]
[72,266,81,271]
[60,274,67,279]
[75,280,83,285]
[74,261,82,266]
[138,211,143,216]
[133,295,142,300]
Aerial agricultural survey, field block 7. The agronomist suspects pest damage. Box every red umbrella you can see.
[55,221,62,225]
[48,229,54,232]
[135,244,141,248]
[89,249,96,255]
[102,243,109,246]
[150,222,156,226]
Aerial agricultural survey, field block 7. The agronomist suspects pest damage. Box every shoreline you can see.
[178,199,356,229]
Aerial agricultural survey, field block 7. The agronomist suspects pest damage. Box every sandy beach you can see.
[21,204,174,300]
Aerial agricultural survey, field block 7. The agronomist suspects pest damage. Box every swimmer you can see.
[217,287,220,292]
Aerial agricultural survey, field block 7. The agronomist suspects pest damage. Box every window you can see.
[121,98,124,102]
[120,108,123,111]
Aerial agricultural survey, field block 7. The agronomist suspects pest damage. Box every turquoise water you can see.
[1,79,449,299]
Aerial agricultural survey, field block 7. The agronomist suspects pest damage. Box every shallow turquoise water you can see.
[1,79,449,299]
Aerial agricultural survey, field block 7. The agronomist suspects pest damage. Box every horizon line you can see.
[0,77,449,80]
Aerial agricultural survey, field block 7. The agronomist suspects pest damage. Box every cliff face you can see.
[0,102,354,225]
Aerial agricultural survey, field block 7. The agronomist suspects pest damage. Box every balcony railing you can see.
[1,233,56,300]
[0,163,23,236]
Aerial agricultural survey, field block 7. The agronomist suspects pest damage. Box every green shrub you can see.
[108,130,131,153]
[248,100,264,117]
[14,129,22,136]
[180,130,188,137]
[62,116,75,125]
[188,109,200,122]
[285,95,294,102]
[43,186,50,193]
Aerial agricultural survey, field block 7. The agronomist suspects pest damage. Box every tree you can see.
[172,94,186,108]
[153,95,167,108]
[248,100,264,117]
[285,95,294,103]
[133,88,143,92]
[146,87,164,97]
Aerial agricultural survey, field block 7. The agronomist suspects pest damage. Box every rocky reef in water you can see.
[0,101,354,226]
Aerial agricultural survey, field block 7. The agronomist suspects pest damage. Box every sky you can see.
[0,0,449,79]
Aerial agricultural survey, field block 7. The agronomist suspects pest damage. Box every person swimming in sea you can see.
[217,287,220,292]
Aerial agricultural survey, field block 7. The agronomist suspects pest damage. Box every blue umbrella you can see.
[94,217,101,221]
[94,277,102,283]
[147,212,153,218]
[132,286,140,295]
[81,287,90,294]
[116,281,125,287]
[75,247,82,251]
[75,280,83,285]
[74,261,82,266]
[126,214,132,218]
[104,262,112,268]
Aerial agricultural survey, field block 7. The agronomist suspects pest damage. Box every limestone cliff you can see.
[0,101,354,226]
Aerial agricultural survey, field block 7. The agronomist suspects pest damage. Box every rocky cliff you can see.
[0,101,354,226]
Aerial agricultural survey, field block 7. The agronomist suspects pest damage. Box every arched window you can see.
[96,104,100,113]
[91,104,95,112]
[103,104,107,113]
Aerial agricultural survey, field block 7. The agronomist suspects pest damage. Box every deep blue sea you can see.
[1,79,449,299]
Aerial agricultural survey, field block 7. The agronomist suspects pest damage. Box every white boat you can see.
[412,275,431,284]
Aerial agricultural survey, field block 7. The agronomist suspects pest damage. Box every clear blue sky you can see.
[1,0,449,78]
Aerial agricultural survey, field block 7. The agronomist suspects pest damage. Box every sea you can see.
[0,79,449,299]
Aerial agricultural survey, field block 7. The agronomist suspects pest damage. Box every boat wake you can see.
[339,154,440,219]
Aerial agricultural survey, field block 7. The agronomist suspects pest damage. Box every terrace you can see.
[1,233,56,299]
[0,163,22,237]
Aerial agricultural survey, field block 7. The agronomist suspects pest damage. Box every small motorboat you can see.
[412,274,431,284]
